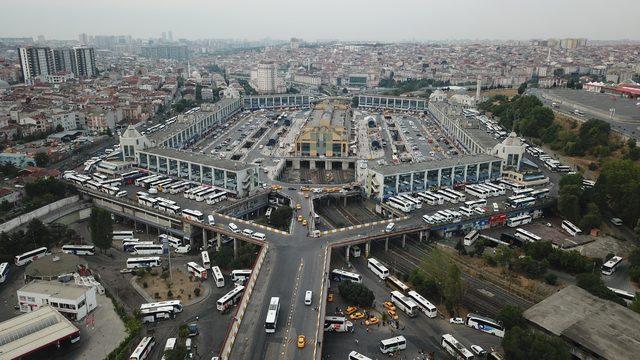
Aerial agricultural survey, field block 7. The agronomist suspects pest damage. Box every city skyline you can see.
[1,0,639,41]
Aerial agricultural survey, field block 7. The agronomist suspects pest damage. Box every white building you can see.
[254,62,277,93]
[50,111,79,131]
[17,280,98,321]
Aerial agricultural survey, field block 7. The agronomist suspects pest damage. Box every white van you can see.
[208,215,215,226]
[228,223,240,233]
[251,232,266,241]
[385,222,396,232]
[175,244,191,254]
[304,290,313,305]
[185,338,192,351]
[242,228,254,237]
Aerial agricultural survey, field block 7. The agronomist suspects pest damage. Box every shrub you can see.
[545,273,558,285]
[194,288,201,297]
[142,282,148,288]
[168,290,173,298]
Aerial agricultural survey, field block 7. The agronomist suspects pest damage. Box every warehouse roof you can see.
[369,154,502,175]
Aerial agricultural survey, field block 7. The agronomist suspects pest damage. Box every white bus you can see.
[506,214,532,227]
[133,244,164,255]
[184,185,207,199]
[194,188,216,202]
[187,262,208,280]
[62,245,96,256]
[514,228,541,243]
[159,234,182,248]
[206,191,228,204]
[513,188,534,196]
[608,287,636,304]
[602,256,623,276]
[142,175,164,188]
[508,196,536,208]
[465,185,489,199]
[530,188,550,199]
[436,190,458,204]
[217,285,245,311]
[182,209,204,222]
[562,220,582,236]
[264,296,280,333]
[464,199,487,208]
[379,336,407,354]
[441,334,474,360]
[155,197,176,206]
[231,269,252,283]
[348,351,373,360]
[484,182,506,195]
[0,262,9,284]
[407,290,437,318]
[101,185,120,196]
[212,266,225,287]
[464,230,479,246]
[416,192,439,205]
[386,275,410,292]
[135,174,156,186]
[126,257,161,269]
[349,246,361,258]
[387,197,412,213]
[130,336,155,360]
[151,178,173,190]
[390,290,418,317]
[158,202,181,215]
[138,196,158,208]
[330,269,362,283]
[442,188,466,202]
[324,316,353,332]
[163,338,177,358]
[398,194,422,209]
[201,251,211,269]
[169,181,191,194]
[140,306,175,324]
[14,247,49,266]
[140,300,183,313]
[458,206,475,217]
[466,313,505,338]
[123,241,151,253]
[367,258,389,279]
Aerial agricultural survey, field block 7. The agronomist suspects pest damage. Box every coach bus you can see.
[231,269,252,283]
[330,269,362,283]
[465,185,490,199]
[513,188,534,196]
[398,194,422,209]
[386,275,410,292]
[138,196,158,208]
[348,351,372,360]
[0,262,10,284]
[133,244,164,255]
[182,209,204,222]
[158,202,181,215]
[15,247,49,266]
[123,241,152,252]
[407,290,437,318]
[126,257,161,269]
[264,296,280,333]
[506,214,532,227]
[140,300,183,313]
[140,306,175,324]
[508,196,536,209]
[62,245,96,256]
[464,199,487,208]
[608,286,636,304]
[466,313,505,337]
[387,197,412,213]
[442,188,466,202]
[530,188,550,199]
[464,230,479,246]
[169,181,191,194]
[390,291,417,317]
[602,256,623,276]
[113,230,134,241]
[159,234,182,248]
[379,336,407,354]
[195,188,217,202]
[367,258,389,279]
[187,262,207,280]
[441,334,474,360]
[206,191,228,204]
[130,336,155,360]
[216,285,245,311]
[561,220,582,237]
[212,266,225,287]
[514,228,541,243]
[436,190,458,204]
[201,251,211,269]
[324,316,353,332]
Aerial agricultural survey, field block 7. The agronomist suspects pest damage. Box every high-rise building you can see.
[140,45,188,60]
[168,31,173,42]
[255,62,277,93]
[18,47,54,84]
[72,47,97,78]
[78,33,89,45]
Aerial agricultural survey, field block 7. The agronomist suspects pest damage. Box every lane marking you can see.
[280,259,304,359]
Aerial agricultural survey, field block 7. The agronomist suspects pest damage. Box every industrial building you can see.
[295,105,348,157]
[17,280,98,321]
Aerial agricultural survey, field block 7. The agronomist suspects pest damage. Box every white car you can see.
[470,345,487,356]
[175,245,191,254]
[449,317,464,325]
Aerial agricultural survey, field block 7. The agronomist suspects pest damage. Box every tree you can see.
[557,194,580,223]
[497,305,526,331]
[270,205,293,229]
[576,273,625,305]
[579,202,602,231]
[163,345,188,360]
[629,295,640,315]
[195,84,202,101]
[443,264,464,315]
[517,82,528,95]
[33,152,50,167]
[338,281,375,307]
[25,218,51,249]
[502,326,571,360]
[90,207,113,253]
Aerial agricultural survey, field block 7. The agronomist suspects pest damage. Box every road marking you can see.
[280,259,304,359]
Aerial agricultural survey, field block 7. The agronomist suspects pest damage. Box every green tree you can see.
[338,281,375,307]
[90,207,113,253]
[629,295,640,315]
[576,273,625,305]
[443,264,464,315]
[270,205,293,229]
[579,202,602,231]
[33,152,50,167]
[163,345,188,360]
[195,84,202,101]
[24,218,51,249]
[497,305,526,331]
[593,160,640,226]
[502,326,571,360]
[55,124,64,133]
[557,194,580,223]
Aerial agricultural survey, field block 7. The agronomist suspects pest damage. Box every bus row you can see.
[464,182,506,199]
[386,188,467,213]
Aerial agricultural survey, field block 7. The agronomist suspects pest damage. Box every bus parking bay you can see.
[323,251,501,359]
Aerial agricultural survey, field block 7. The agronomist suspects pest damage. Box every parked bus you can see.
[514,228,541,243]
[506,214,532,227]
[386,275,410,293]
[264,296,280,333]
[348,351,372,360]
[126,257,161,269]
[194,188,216,202]
[441,334,474,360]
[436,190,458,204]
[14,247,49,266]
[183,185,207,199]
[61,245,96,256]
[530,188,550,199]
[484,182,506,195]
[608,286,636,304]
[442,188,466,202]
[367,258,389,279]
[138,196,158,208]
[416,192,439,205]
[387,197,412,213]
[169,181,191,194]
[182,209,204,222]
[142,175,164,188]
[159,234,182,248]
[465,185,490,199]
[464,230,479,246]
[324,316,353,332]
[133,244,164,255]
[135,174,156,186]
[140,300,183,313]
[602,256,623,276]
[152,178,173,190]
[330,269,362,283]
[140,306,175,324]
[162,338,177,359]
[212,266,225,287]
[407,290,437,318]
[466,313,505,338]
[123,241,153,252]
[508,196,536,208]
[379,336,407,354]
[158,202,181,215]
[230,269,252,283]
[206,191,228,204]
[398,194,422,209]
[216,285,245,311]
[187,262,208,280]
[0,262,9,284]
[562,220,582,236]
[201,251,211,269]
[513,188,534,196]
[129,336,155,360]
[464,199,487,208]
[390,290,417,317]
[122,170,146,185]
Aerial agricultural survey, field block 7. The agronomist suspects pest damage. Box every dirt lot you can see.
[135,267,202,304]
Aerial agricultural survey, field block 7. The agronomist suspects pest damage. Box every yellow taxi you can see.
[297,335,306,349]
[350,312,365,320]
[297,215,303,222]
[302,219,308,226]
[387,309,399,320]
[365,316,380,326]
[327,293,334,302]
[295,203,302,210]
[383,301,396,311]
[345,306,358,315]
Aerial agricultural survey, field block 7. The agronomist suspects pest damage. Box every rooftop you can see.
[25,253,87,280]
[0,305,79,359]
[140,146,256,172]
[19,280,89,299]
[369,153,502,175]
[524,285,640,360]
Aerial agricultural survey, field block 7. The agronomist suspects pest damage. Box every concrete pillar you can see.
[202,228,208,250]
[310,161,316,170]
[419,231,423,242]
[365,241,371,257]
[402,234,406,248]
[233,238,238,259]
[345,245,350,263]
[216,232,222,251]
[342,161,349,170]
[145,223,149,234]
[326,161,332,170]
[385,237,389,252]
[343,196,347,207]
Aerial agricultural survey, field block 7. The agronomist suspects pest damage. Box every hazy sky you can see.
[1,0,638,41]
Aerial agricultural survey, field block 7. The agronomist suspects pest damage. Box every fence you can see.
[220,243,269,359]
